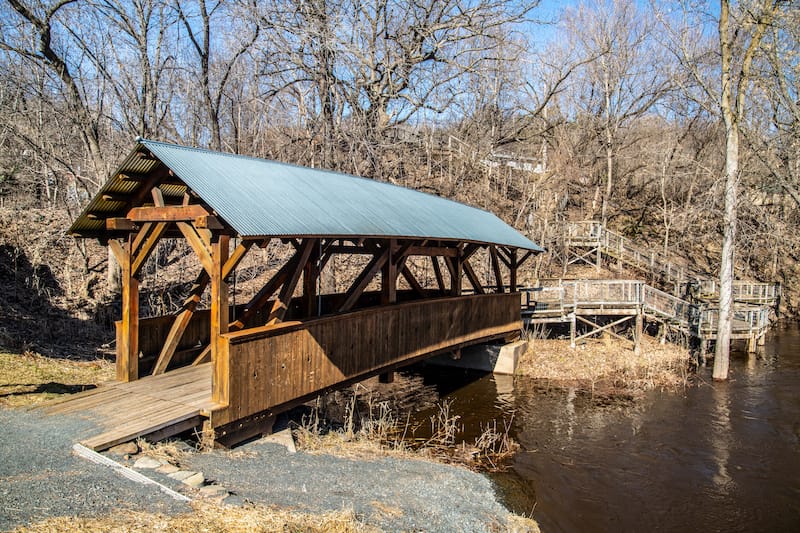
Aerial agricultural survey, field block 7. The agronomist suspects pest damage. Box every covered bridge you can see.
[65,139,542,447]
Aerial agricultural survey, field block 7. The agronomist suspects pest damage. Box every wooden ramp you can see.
[42,363,218,451]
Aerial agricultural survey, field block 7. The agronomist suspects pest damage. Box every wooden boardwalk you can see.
[523,279,774,350]
[42,363,217,451]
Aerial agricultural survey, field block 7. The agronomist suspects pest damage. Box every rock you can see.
[182,472,205,488]
[155,463,180,474]
[198,485,228,498]
[258,429,296,454]
[107,442,139,456]
[133,456,162,469]
[168,470,197,482]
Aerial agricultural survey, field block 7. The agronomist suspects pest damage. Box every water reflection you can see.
[417,324,800,532]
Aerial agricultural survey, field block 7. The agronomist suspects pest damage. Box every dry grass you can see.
[0,351,114,407]
[293,395,519,473]
[518,334,690,395]
[14,500,376,533]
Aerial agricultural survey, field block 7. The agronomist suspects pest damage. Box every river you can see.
[414,324,800,532]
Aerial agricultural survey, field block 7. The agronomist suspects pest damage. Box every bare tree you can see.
[562,0,673,225]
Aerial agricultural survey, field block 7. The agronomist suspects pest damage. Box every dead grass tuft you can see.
[293,395,519,473]
[15,500,376,533]
[0,351,114,407]
[518,334,690,396]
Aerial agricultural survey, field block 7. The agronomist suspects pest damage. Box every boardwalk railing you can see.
[564,221,780,308]
[522,279,770,340]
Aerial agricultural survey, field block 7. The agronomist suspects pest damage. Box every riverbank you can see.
[518,334,691,396]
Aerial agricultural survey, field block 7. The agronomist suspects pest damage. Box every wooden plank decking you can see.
[42,363,217,451]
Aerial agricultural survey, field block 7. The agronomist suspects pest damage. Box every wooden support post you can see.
[452,251,462,296]
[634,306,643,355]
[379,372,395,384]
[570,312,576,348]
[509,249,518,292]
[211,234,230,405]
[114,237,139,382]
[489,246,505,293]
[747,334,757,353]
[381,239,398,305]
[303,240,321,317]
[596,245,602,272]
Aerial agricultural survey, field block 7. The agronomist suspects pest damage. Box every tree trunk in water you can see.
[713,126,736,380]
[713,0,736,381]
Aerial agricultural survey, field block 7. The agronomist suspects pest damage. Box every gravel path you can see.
[0,408,189,530]
[1,407,519,532]
[180,439,517,532]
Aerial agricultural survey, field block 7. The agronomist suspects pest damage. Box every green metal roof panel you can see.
[74,139,542,251]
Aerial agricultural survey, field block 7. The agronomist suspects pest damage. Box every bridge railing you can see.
[211,293,522,427]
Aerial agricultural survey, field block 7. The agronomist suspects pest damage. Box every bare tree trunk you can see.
[713,0,777,380]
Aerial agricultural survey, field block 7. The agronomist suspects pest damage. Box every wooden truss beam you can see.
[266,239,316,325]
[462,256,485,294]
[489,246,505,293]
[338,245,390,313]
[154,240,255,375]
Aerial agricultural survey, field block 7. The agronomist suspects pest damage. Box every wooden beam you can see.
[223,240,255,279]
[431,256,446,294]
[177,222,213,274]
[462,257,485,294]
[405,246,458,257]
[194,215,225,230]
[382,239,398,305]
[157,241,253,374]
[131,222,168,278]
[117,236,139,382]
[495,247,513,268]
[443,255,462,296]
[151,186,165,207]
[400,264,426,298]
[228,244,304,330]
[267,239,316,324]
[338,247,390,313]
[509,248,519,292]
[152,271,209,375]
[128,204,210,222]
[518,250,535,268]
[303,240,321,317]
[105,217,137,231]
[211,234,230,405]
[489,246,505,294]
[108,239,129,267]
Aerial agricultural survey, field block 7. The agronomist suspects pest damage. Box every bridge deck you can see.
[43,363,217,451]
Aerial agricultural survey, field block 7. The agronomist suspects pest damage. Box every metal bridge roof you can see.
[70,139,542,251]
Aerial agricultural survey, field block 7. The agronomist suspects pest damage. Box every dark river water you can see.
[415,324,800,532]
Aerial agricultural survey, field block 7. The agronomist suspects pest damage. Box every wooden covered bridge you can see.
[58,139,541,449]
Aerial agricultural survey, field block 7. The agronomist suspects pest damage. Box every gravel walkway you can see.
[1,407,519,532]
[0,408,189,531]
[180,439,516,532]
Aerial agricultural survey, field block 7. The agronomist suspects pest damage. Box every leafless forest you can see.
[0,0,797,358]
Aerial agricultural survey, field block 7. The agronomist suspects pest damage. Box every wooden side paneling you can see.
[212,293,521,426]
